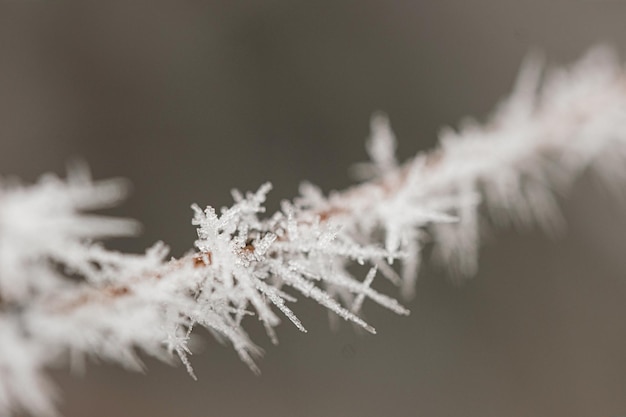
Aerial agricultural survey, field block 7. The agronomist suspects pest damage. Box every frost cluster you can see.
[0,47,625,416]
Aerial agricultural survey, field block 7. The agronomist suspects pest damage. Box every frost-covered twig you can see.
[1,46,626,416]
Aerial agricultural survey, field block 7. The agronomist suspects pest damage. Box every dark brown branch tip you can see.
[103,286,130,297]
[193,252,212,267]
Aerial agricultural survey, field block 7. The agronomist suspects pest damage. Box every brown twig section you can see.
[44,51,626,323]
[44,124,572,315]
[5,47,626,417]
[49,254,203,312]
[47,152,430,314]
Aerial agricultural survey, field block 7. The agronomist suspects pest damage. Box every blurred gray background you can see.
[2,1,626,416]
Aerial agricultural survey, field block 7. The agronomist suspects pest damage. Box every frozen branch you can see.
[1,46,625,416]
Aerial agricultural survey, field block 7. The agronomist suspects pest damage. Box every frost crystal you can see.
[0,47,626,416]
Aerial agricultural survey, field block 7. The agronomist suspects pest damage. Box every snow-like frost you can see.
[1,46,626,416]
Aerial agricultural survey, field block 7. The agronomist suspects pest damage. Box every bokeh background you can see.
[2,1,626,416]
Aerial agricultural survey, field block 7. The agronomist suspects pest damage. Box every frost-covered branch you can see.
[1,46,626,416]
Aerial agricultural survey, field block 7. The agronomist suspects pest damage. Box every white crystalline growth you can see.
[0,166,147,416]
[0,46,626,417]
[190,183,410,350]
[0,165,140,301]
[0,171,410,416]
[339,46,626,283]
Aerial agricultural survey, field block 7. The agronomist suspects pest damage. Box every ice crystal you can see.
[0,46,626,416]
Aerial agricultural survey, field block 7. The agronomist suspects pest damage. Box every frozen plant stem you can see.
[1,46,626,416]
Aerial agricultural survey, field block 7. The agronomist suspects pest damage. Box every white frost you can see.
[0,46,626,416]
